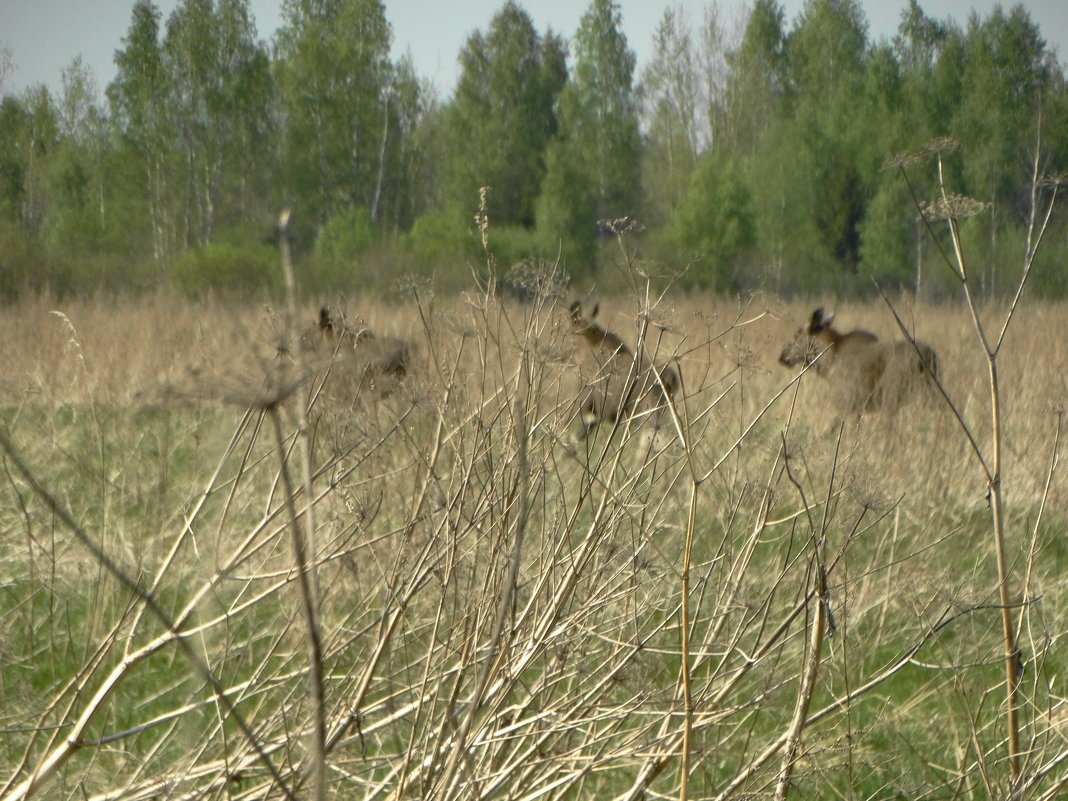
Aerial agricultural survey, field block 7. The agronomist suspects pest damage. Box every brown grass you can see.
[0,288,1066,801]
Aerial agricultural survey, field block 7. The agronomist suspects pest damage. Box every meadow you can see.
[0,278,1066,800]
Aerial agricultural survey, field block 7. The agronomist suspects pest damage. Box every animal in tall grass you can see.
[567,301,679,448]
[301,306,409,392]
[779,307,939,413]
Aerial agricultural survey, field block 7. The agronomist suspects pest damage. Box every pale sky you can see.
[1,0,1066,101]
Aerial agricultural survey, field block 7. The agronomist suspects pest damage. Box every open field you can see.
[1,287,1066,800]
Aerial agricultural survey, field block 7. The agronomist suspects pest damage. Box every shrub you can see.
[488,224,554,269]
[400,209,480,267]
[0,219,50,301]
[315,206,380,265]
[170,241,280,298]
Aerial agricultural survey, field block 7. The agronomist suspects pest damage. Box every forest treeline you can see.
[0,0,1065,300]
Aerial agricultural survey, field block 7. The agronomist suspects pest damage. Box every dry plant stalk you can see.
[889,135,1062,787]
[0,421,299,801]
[275,209,327,801]
[2,222,1068,801]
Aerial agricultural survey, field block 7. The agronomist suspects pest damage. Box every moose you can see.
[779,307,939,413]
[567,301,679,449]
[301,306,409,391]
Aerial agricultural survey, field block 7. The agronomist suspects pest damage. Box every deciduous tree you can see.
[275,0,398,228]
[108,0,171,264]
[437,1,566,228]
[539,0,640,272]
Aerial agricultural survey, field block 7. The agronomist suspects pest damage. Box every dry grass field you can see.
[1,284,1066,800]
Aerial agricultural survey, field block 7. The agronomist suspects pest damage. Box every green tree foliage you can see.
[639,8,701,230]
[894,0,950,72]
[108,0,171,265]
[170,240,279,297]
[163,0,273,246]
[893,0,955,138]
[437,2,566,229]
[309,204,381,290]
[536,138,598,270]
[202,0,273,227]
[13,86,60,238]
[0,92,53,297]
[44,60,109,257]
[540,0,641,273]
[374,55,427,233]
[107,0,273,268]
[275,0,401,230]
[724,0,787,154]
[565,0,640,221]
[0,43,12,95]
[108,0,166,142]
[0,96,29,224]
[954,7,1052,219]
[781,0,872,282]
[786,0,867,97]
[668,148,756,290]
[857,176,915,291]
[2,0,1067,298]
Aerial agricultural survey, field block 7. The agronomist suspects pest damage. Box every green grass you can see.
[0,292,1066,800]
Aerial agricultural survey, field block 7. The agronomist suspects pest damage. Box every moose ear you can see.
[809,307,833,332]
